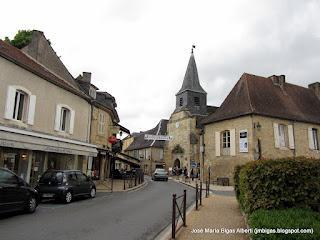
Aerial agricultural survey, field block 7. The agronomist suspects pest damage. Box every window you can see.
[89,87,96,99]
[194,97,200,106]
[278,124,287,147]
[179,98,183,106]
[76,172,87,182]
[13,90,27,121]
[222,130,230,148]
[312,128,319,150]
[0,169,18,185]
[60,107,70,132]
[98,112,105,134]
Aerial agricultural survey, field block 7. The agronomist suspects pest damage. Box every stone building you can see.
[125,119,168,175]
[201,73,320,184]
[163,51,217,175]
[0,39,97,185]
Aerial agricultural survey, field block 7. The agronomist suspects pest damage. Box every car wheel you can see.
[90,188,96,198]
[26,195,37,213]
[64,191,73,203]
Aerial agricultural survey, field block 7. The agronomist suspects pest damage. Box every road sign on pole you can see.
[144,134,173,141]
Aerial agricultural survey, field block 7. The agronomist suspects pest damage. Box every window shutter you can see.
[308,127,315,150]
[288,125,295,149]
[27,95,36,125]
[230,129,236,156]
[273,123,280,148]
[4,86,16,119]
[215,131,220,156]
[69,109,75,134]
[54,105,61,131]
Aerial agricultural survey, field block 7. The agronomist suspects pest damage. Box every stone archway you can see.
[174,158,181,168]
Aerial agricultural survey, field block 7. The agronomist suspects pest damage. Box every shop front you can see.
[0,126,97,185]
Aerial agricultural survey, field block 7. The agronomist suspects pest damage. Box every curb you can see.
[96,179,149,193]
[155,201,196,240]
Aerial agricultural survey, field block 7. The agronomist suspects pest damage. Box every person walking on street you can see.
[191,168,194,181]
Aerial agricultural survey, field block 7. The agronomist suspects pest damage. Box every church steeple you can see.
[176,48,206,95]
[175,47,207,115]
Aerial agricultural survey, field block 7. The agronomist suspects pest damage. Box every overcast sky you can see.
[1,0,320,133]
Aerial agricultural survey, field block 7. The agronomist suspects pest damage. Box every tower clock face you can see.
[175,122,180,128]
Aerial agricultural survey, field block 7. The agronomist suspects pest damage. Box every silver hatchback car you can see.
[152,169,168,181]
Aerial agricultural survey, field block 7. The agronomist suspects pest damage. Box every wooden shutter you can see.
[230,129,236,156]
[308,127,315,150]
[4,86,16,119]
[288,125,295,149]
[273,123,280,148]
[69,109,75,134]
[27,95,36,125]
[215,131,220,156]
[54,105,61,131]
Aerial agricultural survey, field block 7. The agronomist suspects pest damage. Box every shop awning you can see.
[114,152,140,168]
[0,126,97,157]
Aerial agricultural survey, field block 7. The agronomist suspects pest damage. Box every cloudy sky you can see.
[1,0,320,132]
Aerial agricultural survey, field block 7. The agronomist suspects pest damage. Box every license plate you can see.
[42,193,54,198]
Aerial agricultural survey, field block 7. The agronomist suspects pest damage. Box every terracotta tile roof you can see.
[202,73,320,124]
[0,40,90,101]
[125,119,169,151]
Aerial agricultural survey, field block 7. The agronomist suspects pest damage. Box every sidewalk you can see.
[172,178,249,240]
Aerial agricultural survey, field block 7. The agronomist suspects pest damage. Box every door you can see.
[76,172,91,195]
[0,169,26,212]
[66,171,81,196]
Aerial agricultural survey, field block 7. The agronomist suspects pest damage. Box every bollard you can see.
[172,194,176,239]
[196,183,199,210]
[183,189,187,227]
[200,181,202,206]
[123,176,126,190]
[205,180,208,198]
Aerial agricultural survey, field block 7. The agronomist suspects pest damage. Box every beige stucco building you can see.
[201,73,320,185]
[0,39,97,185]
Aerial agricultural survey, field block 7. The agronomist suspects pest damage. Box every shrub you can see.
[4,30,33,49]
[238,157,320,213]
[249,208,320,240]
[234,164,243,200]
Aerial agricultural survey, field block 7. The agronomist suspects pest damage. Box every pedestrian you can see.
[191,168,194,181]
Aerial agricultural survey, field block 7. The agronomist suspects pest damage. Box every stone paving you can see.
[172,178,249,240]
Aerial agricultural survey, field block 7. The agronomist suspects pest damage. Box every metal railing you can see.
[196,181,210,210]
[172,189,187,239]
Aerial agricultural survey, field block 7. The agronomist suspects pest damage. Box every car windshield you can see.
[39,171,64,185]
[155,169,166,173]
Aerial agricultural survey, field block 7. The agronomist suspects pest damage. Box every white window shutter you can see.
[288,125,295,149]
[4,86,16,119]
[54,105,61,131]
[230,129,236,156]
[308,127,315,150]
[27,95,36,125]
[273,123,280,148]
[215,131,220,156]
[69,109,75,134]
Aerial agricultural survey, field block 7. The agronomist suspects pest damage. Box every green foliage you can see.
[249,208,320,240]
[237,157,320,213]
[4,30,33,49]
[234,164,243,200]
[172,144,184,154]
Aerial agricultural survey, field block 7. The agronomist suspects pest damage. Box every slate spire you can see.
[176,49,206,95]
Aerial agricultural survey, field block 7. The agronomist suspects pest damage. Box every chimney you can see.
[269,75,285,88]
[82,72,92,83]
[308,82,320,100]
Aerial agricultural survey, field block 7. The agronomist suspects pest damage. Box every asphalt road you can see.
[0,178,195,240]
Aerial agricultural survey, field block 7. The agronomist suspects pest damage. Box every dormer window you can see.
[89,87,96,99]
[179,98,183,106]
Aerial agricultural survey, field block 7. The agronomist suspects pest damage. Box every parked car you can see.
[0,167,39,214]
[152,168,169,181]
[35,170,96,203]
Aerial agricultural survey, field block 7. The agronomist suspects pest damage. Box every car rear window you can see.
[39,171,64,185]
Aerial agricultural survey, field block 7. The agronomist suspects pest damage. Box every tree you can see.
[4,30,33,49]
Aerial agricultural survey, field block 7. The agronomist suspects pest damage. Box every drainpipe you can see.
[200,127,205,183]
[292,121,296,159]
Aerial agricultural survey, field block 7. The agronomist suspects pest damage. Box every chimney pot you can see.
[269,74,285,87]
[308,82,320,100]
[82,72,92,83]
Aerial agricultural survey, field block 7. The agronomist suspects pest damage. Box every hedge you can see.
[248,208,320,240]
[234,157,320,213]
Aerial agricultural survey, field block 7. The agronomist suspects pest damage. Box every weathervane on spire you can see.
[191,45,196,54]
